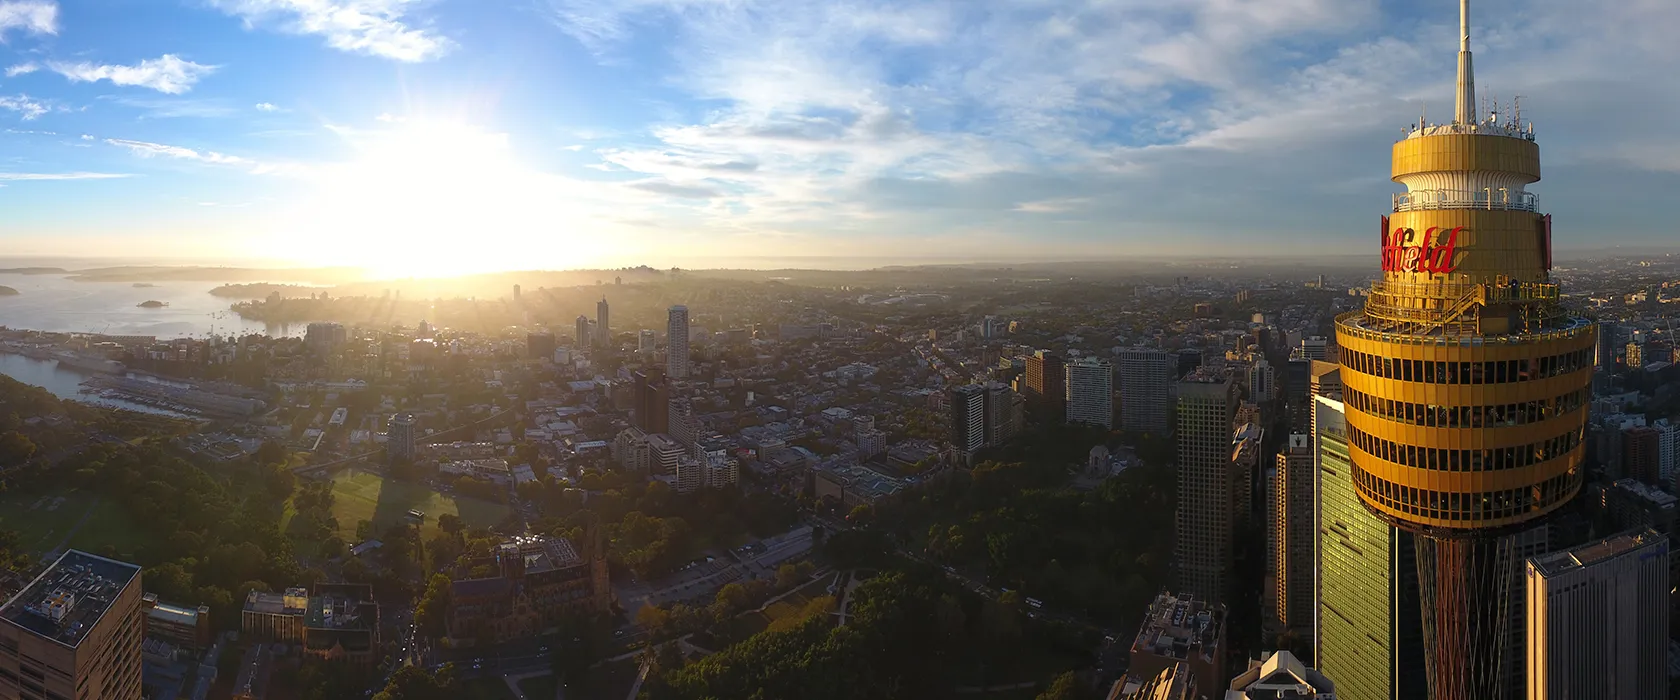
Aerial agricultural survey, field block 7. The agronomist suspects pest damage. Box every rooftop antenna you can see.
[1455,0,1477,125]
[1513,94,1524,127]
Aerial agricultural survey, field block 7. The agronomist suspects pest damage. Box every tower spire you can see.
[1455,0,1476,124]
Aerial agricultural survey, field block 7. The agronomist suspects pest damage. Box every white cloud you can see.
[5,62,38,76]
[79,133,91,140]
[532,0,1680,256]
[0,94,47,119]
[255,102,278,112]
[209,0,452,62]
[0,171,127,181]
[0,0,55,38]
[105,138,252,165]
[48,55,217,94]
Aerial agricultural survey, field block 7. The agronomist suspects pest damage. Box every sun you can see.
[269,120,608,279]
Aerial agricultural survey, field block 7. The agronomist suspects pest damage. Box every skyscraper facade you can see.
[0,551,144,700]
[950,384,987,455]
[1119,348,1174,434]
[1024,350,1066,417]
[1065,356,1114,430]
[1596,322,1618,371]
[596,297,610,348]
[575,314,592,349]
[1332,4,1594,698]
[1175,371,1237,604]
[1271,433,1314,645]
[667,305,690,379]
[633,369,669,435]
[1314,394,1426,700]
[1526,529,1669,700]
[387,412,417,463]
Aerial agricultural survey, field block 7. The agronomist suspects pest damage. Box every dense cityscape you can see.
[2,1,1680,700]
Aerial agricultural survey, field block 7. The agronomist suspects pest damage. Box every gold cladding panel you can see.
[1391,134,1542,182]
[1384,209,1549,285]
[1344,405,1584,452]
[1348,442,1579,494]
[1338,364,1594,407]
[1353,451,1581,530]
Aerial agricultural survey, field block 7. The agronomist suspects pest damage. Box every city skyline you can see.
[0,0,1676,276]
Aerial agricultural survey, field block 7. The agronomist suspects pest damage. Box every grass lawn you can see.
[0,487,149,558]
[315,468,510,542]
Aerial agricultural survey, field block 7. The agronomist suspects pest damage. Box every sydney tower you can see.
[1334,2,1595,699]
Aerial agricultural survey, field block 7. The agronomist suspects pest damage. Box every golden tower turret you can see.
[1334,2,1594,699]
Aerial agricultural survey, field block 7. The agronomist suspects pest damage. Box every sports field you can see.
[0,488,149,558]
[319,468,510,541]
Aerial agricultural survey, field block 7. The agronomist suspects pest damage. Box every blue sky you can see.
[0,0,1676,273]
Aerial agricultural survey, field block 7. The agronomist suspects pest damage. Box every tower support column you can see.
[1414,533,1519,700]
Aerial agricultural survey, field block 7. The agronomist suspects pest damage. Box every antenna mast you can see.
[1454,0,1477,124]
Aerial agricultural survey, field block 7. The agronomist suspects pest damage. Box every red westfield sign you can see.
[1380,215,1461,274]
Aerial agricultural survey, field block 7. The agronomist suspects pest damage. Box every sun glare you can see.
[271,120,609,279]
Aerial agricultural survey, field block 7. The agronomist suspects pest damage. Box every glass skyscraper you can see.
[1315,394,1425,700]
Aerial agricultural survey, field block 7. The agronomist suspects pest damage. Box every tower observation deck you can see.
[1333,2,1595,699]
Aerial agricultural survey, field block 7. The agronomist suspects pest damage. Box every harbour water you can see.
[0,353,183,415]
[0,272,303,340]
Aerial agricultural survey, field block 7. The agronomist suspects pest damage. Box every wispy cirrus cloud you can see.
[0,171,128,181]
[5,62,38,76]
[208,0,452,62]
[0,93,48,119]
[0,0,56,39]
[254,102,278,112]
[47,55,217,94]
[104,137,251,165]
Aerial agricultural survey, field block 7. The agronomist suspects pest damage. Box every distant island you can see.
[132,283,156,288]
[0,267,67,275]
[210,283,324,299]
[137,300,168,308]
[0,286,17,296]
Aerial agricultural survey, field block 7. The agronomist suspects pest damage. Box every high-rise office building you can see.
[1654,418,1679,486]
[596,297,610,348]
[1526,529,1669,700]
[1119,348,1174,434]
[1332,4,1595,698]
[950,384,987,456]
[387,412,417,463]
[1285,356,1312,431]
[1314,394,1426,700]
[1271,434,1313,645]
[1248,358,1277,403]
[0,551,144,700]
[638,329,657,353]
[526,332,557,360]
[984,382,1023,447]
[1596,322,1618,371]
[1065,356,1114,430]
[633,369,669,435]
[1625,342,1644,370]
[1024,350,1066,417]
[1623,426,1661,487]
[1299,336,1330,361]
[667,305,690,379]
[575,314,592,349]
[1175,370,1237,604]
